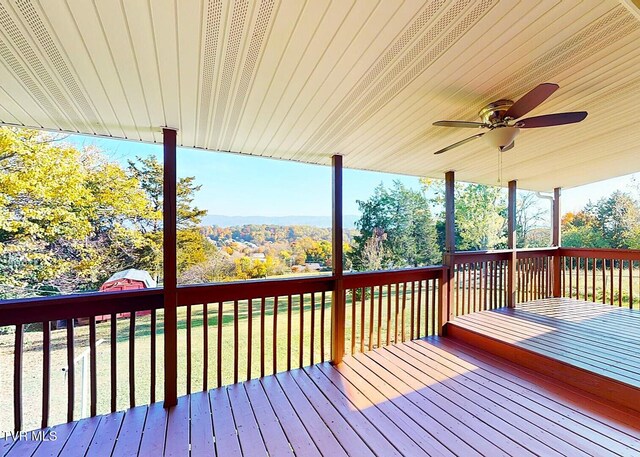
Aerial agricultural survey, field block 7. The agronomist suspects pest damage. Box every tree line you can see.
[2,126,637,296]
[562,190,640,249]
[347,179,551,271]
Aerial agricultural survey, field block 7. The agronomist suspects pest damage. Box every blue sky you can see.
[67,135,636,218]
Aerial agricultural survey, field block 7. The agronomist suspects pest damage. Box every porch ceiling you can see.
[0,1,639,191]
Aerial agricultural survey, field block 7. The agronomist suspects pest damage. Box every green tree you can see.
[516,192,549,248]
[127,155,208,279]
[349,181,439,271]
[0,128,210,294]
[423,179,506,251]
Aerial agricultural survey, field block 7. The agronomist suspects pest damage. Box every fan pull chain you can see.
[497,149,503,184]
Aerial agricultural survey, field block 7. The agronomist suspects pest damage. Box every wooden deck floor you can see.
[2,336,640,456]
[449,298,640,408]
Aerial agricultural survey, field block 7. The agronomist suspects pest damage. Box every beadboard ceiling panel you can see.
[0,0,639,190]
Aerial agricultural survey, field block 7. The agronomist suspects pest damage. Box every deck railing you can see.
[176,276,334,392]
[451,248,556,317]
[6,246,638,432]
[0,266,445,432]
[516,248,555,302]
[451,251,509,317]
[0,289,163,432]
[343,266,443,355]
[558,247,640,309]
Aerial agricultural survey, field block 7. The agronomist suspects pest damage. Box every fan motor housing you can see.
[479,99,514,124]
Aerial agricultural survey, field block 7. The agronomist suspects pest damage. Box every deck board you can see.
[137,402,167,456]
[288,369,374,456]
[59,415,101,456]
[209,387,242,457]
[449,298,640,412]
[85,411,124,457]
[31,422,76,457]
[227,383,268,457]
[430,339,640,454]
[274,371,347,456]
[189,391,214,457]
[260,375,322,457]
[164,395,190,457]
[111,405,146,457]
[2,329,639,456]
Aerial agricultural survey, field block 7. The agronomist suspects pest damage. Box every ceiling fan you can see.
[432,83,588,155]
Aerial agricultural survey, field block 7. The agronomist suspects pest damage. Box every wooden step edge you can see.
[446,322,640,414]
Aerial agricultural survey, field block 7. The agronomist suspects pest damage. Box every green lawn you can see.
[0,284,437,432]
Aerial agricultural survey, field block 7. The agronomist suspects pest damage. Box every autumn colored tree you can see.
[0,128,150,293]
[563,191,640,249]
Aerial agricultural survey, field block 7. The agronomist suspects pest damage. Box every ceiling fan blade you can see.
[504,83,559,119]
[500,141,514,152]
[433,120,487,128]
[518,111,588,128]
[433,133,485,155]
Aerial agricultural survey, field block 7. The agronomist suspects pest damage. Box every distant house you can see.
[250,252,267,262]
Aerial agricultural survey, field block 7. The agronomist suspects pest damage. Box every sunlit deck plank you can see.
[227,383,267,457]
[189,392,214,457]
[31,422,76,457]
[351,350,500,456]
[431,339,640,454]
[110,406,146,457]
[273,371,347,456]
[287,369,374,456]
[85,411,124,457]
[137,402,167,456]
[314,362,440,456]
[58,415,101,456]
[401,341,599,454]
[377,346,549,456]
[209,387,241,456]
[303,365,402,456]
[164,396,189,457]
[325,358,453,457]
[259,375,322,457]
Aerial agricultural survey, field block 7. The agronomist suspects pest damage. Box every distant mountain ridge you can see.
[202,214,359,229]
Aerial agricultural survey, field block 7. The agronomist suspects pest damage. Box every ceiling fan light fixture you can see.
[483,126,520,149]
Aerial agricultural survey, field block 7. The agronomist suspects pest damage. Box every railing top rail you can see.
[177,275,336,306]
[516,248,558,259]
[343,265,444,289]
[0,288,164,326]
[453,250,511,263]
[453,247,558,263]
[559,246,640,260]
